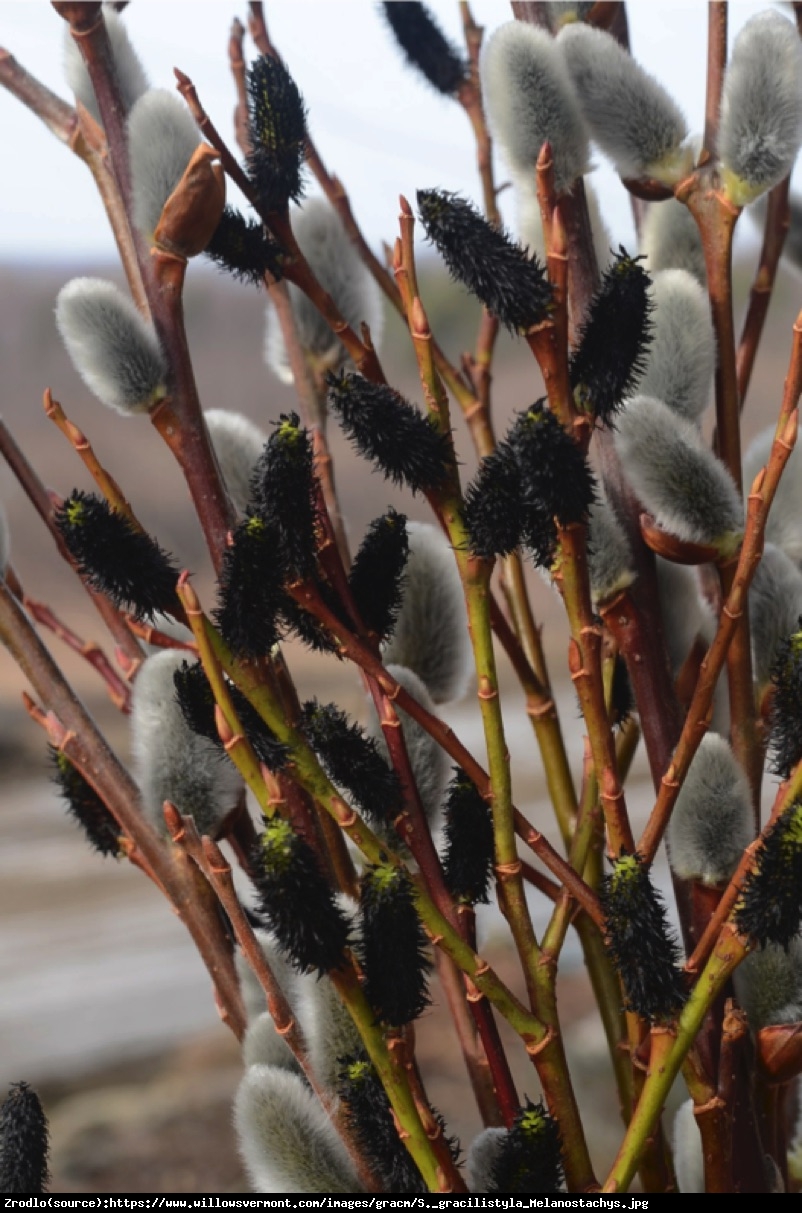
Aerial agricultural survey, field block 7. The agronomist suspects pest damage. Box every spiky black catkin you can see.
[301,701,404,826]
[769,626,802,779]
[173,661,289,772]
[336,1056,426,1193]
[251,817,350,975]
[381,2,468,96]
[249,413,317,577]
[50,748,121,858]
[417,190,553,333]
[348,510,409,641]
[441,770,494,905]
[358,864,431,1026]
[246,55,307,213]
[569,249,653,423]
[464,444,525,560]
[0,1082,50,1195]
[601,852,687,1021]
[326,371,451,495]
[278,578,345,655]
[736,801,802,948]
[54,491,179,621]
[510,400,596,527]
[215,514,285,658]
[204,206,283,286]
[488,1100,564,1195]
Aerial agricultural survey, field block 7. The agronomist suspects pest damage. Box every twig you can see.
[23,597,130,712]
[736,178,791,406]
[702,2,728,163]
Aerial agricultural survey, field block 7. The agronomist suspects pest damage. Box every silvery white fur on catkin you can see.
[586,493,634,606]
[673,1100,704,1194]
[517,173,611,269]
[236,928,301,1024]
[557,24,691,184]
[63,5,148,123]
[654,560,708,677]
[367,664,450,827]
[733,936,802,1030]
[131,650,243,837]
[294,972,362,1094]
[128,90,202,240]
[242,1012,300,1074]
[56,278,168,415]
[234,1066,362,1193]
[638,270,714,424]
[667,734,753,886]
[614,396,743,546]
[467,1127,506,1194]
[640,197,707,287]
[718,11,802,203]
[743,425,802,566]
[265,198,383,384]
[382,522,472,705]
[204,410,267,515]
[748,543,802,686]
[480,22,590,195]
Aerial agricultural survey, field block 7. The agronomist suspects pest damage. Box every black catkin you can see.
[463,444,525,560]
[441,770,495,905]
[0,1082,50,1194]
[509,401,596,528]
[214,514,285,658]
[173,662,289,772]
[204,206,283,286]
[569,249,653,424]
[301,701,404,826]
[246,56,307,213]
[251,817,350,975]
[417,189,553,333]
[735,800,802,948]
[381,2,468,96]
[488,1100,564,1195]
[249,413,318,576]
[50,748,121,858]
[600,852,687,1021]
[336,1056,426,1193]
[54,491,179,621]
[769,625,802,778]
[358,864,431,1026]
[348,510,409,641]
[327,371,452,495]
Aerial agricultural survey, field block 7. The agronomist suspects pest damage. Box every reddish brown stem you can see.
[737,178,791,407]
[24,597,130,712]
[703,2,727,163]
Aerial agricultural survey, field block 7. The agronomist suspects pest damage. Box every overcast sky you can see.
[0,2,787,264]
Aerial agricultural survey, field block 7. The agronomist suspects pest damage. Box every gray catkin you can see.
[55,278,168,415]
[63,5,148,123]
[294,971,362,1093]
[265,198,383,384]
[667,734,753,886]
[480,22,590,195]
[672,1100,704,1194]
[586,494,635,607]
[131,651,243,838]
[654,559,709,678]
[128,90,202,240]
[743,426,802,567]
[205,410,267,515]
[241,1012,300,1074]
[718,11,802,206]
[367,664,450,827]
[467,1127,507,1194]
[235,929,300,1024]
[382,522,472,705]
[748,543,802,687]
[638,270,714,424]
[234,1066,362,1193]
[557,24,691,184]
[733,936,802,1030]
[640,197,707,287]
[614,396,743,547]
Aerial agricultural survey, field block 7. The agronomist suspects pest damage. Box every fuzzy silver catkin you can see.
[640,197,706,287]
[242,1012,300,1073]
[265,198,383,385]
[749,543,802,687]
[638,270,714,424]
[718,11,802,207]
[743,425,802,566]
[480,23,590,195]
[63,5,148,124]
[557,24,692,184]
[586,494,635,607]
[236,929,300,1024]
[382,522,472,705]
[467,1127,506,1194]
[654,560,708,677]
[128,90,202,241]
[667,734,753,886]
[294,972,362,1093]
[368,664,450,826]
[517,174,611,269]
[672,1099,704,1194]
[55,277,168,415]
[204,410,267,515]
[614,396,743,549]
[234,1065,361,1193]
[733,936,802,1030]
[131,650,243,837]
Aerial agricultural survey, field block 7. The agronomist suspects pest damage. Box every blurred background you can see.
[0,0,800,1192]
